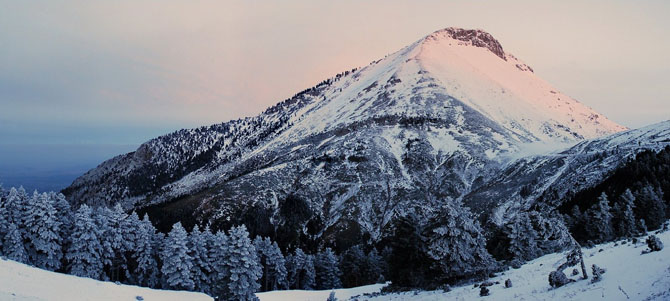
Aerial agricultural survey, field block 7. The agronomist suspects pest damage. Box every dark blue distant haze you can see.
[0,144,138,193]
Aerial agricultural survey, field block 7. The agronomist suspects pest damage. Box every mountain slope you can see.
[64,28,628,248]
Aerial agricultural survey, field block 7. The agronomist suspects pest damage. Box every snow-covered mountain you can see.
[64,27,634,246]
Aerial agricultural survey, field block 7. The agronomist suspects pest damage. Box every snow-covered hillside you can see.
[0,258,213,301]
[259,229,670,301]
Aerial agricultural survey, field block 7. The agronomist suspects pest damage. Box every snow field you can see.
[0,258,213,301]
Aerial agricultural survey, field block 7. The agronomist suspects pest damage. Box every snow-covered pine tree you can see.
[24,192,62,271]
[50,192,73,249]
[635,184,667,230]
[222,225,262,301]
[160,222,195,291]
[209,230,230,297]
[94,206,116,280]
[3,222,28,263]
[527,211,573,255]
[425,201,496,282]
[199,225,218,295]
[128,213,159,288]
[188,224,212,293]
[364,248,383,284]
[505,212,539,261]
[268,241,288,290]
[253,237,288,291]
[303,254,316,290]
[4,187,28,237]
[287,248,315,289]
[0,201,8,242]
[315,247,341,289]
[613,189,637,238]
[66,205,104,279]
[339,245,365,288]
[584,192,614,242]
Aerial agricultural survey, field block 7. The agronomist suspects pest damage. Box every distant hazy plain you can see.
[0,144,137,192]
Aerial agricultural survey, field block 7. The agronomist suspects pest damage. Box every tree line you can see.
[0,186,384,300]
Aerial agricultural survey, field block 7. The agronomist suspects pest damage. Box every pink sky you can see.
[1,0,669,144]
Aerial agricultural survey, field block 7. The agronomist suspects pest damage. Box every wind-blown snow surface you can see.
[0,259,213,301]
[259,229,670,301]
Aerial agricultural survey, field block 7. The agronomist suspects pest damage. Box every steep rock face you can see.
[64,27,629,248]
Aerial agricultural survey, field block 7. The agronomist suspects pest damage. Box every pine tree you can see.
[613,189,637,238]
[209,230,230,297]
[529,212,573,254]
[4,187,26,226]
[287,248,315,289]
[0,202,9,242]
[315,247,341,289]
[94,206,116,280]
[303,254,316,290]
[387,213,430,288]
[425,201,496,282]
[635,185,667,230]
[505,212,539,261]
[160,222,195,291]
[3,223,28,263]
[130,214,159,288]
[584,192,614,242]
[363,248,383,284]
[189,225,212,293]
[199,225,219,295]
[50,192,73,249]
[66,205,104,279]
[268,241,288,290]
[24,192,62,271]
[254,237,288,291]
[223,225,262,301]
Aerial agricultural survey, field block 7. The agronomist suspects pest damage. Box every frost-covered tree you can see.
[505,212,539,261]
[426,201,496,282]
[189,225,212,293]
[0,202,9,241]
[584,192,614,242]
[3,222,28,263]
[222,225,262,301]
[287,248,315,290]
[315,247,341,289]
[364,248,384,284]
[209,230,230,297]
[635,185,666,230]
[4,187,27,226]
[613,189,637,238]
[50,192,73,248]
[339,245,382,288]
[129,214,159,288]
[160,222,194,291]
[94,206,118,280]
[254,237,288,291]
[24,192,62,271]
[66,205,104,279]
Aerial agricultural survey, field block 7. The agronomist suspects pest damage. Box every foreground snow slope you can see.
[256,284,387,301]
[260,229,670,301]
[0,259,213,301]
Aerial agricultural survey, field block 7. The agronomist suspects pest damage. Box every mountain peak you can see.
[424,27,506,60]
